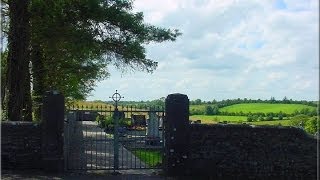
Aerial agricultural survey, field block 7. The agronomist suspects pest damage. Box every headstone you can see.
[76,110,99,121]
[146,112,160,145]
[131,114,146,126]
[159,116,163,130]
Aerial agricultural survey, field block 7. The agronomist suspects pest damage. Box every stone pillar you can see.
[164,93,189,176]
[41,90,65,172]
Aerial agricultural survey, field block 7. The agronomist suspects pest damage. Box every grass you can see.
[248,120,292,126]
[219,103,316,114]
[190,103,316,114]
[190,115,247,124]
[190,115,294,127]
[132,149,162,167]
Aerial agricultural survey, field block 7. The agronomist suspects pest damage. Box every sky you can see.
[88,0,319,102]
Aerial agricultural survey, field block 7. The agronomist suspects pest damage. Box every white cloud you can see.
[88,0,319,101]
[267,72,286,81]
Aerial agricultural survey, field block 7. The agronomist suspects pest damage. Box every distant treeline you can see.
[190,96,318,108]
[93,96,318,114]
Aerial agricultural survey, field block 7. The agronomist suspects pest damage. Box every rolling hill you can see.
[219,103,316,114]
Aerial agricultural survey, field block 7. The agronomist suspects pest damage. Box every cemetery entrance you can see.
[64,91,165,171]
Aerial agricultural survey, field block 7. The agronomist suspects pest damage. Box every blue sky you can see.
[88,0,319,101]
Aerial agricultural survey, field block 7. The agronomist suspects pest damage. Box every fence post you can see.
[41,90,65,172]
[164,93,189,176]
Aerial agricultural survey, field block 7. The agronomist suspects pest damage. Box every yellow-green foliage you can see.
[190,115,247,124]
[132,149,162,167]
[304,117,319,134]
[289,114,310,126]
[249,120,292,126]
[219,103,316,114]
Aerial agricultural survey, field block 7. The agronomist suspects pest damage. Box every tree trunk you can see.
[23,64,33,121]
[7,0,30,121]
[1,53,7,113]
[31,43,45,121]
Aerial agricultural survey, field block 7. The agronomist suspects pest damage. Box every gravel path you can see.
[66,121,147,170]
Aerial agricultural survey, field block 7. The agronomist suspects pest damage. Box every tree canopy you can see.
[1,0,181,121]
[29,0,181,99]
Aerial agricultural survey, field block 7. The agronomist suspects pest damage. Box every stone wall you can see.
[1,121,42,169]
[1,91,65,172]
[164,93,317,179]
[185,124,317,179]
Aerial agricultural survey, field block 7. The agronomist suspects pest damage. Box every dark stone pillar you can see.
[164,93,189,176]
[41,90,64,172]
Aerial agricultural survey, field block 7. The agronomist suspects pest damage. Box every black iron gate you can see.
[64,91,165,170]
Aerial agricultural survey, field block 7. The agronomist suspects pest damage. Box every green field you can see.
[190,115,247,124]
[219,103,315,114]
[132,149,162,167]
[248,120,292,126]
[190,115,294,127]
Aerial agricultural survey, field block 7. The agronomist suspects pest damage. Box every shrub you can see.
[252,115,259,121]
[205,106,214,115]
[278,114,283,120]
[119,118,132,127]
[190,108,203,115]
[96,115,113,128]
[265,115,273,121]
[258,116,264,121]
[289,114,310,127]
[304,117,319,135]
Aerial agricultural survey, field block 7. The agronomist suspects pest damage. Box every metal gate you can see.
[64,91,165,170]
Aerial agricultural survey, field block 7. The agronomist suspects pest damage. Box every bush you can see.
[265,115,273,121]
[304,117,319,135]
[258,116,264,121]
[96,115,113,128]
[252,115,259,121]
[205,106,214,115]
[278,114,283,120]
[119,118,132,127]
[289,114,310,127]
[190,108,203,115]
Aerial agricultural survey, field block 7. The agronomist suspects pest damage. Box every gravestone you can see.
[131,114,146,126]
[75,110,99,121]
[146,112,160,145]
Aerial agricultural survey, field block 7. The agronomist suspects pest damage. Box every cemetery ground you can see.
[1,170,169,180]
[132,149,162,167]
[67,120,163,169]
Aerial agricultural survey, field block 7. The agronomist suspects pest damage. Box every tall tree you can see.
[3,0,181,121]
[30,0,181,100]
[6,0,30,121]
